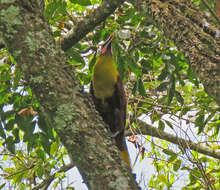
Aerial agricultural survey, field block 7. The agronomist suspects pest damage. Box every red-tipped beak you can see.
[109,33,114,41]
[101,34,114,55]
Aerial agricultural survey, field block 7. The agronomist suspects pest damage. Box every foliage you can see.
[0,0,220,189]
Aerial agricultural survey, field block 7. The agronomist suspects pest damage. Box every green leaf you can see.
[68,49,85,65]
[50,141,59,156]
[16,115,33,131]
[189,173,197,185]
[140,59,152,74]
[157,82,169,92]
[187,67,199,87]
[70,0,91,6]
[3,154,8,161]
[38,114,54,140]
[158,66,168,81]
[40,133,51,154]
[26,133,39,152]
[180,106,190,116]
[0,122,6,139]
[66,187,75,190]
[127,56,141,76]
[78,72,91,85]
[158,120,165,131]
[163,149,177,156]
[165,120,173,129]
[167,75,175,105]
[14,172,25,184]
[88,53,96,72]
[195,114,205,134]
[132,81,137,95]
[175,91,184,105]
[12,128,20,143]
[168,155,177,162]
[157,174,167,183]
[23,120,36,143]
[36,165,45,179]
[173,159,181,171]
[138,78,146,96]
[191,168,202,178]
[44,1,67,20]
[204,112,214,126]
[117,56,128,80]
[5,119,15,131]
[36,149,46,161]
[0,183,6,189]
[151,113,160,123]
[5,136,15,153]
[1,110,15,122]
[3,167,14,173]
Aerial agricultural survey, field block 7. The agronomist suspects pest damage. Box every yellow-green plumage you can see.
[92,54,118,103]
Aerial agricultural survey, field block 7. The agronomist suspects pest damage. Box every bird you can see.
[90,34,130,166]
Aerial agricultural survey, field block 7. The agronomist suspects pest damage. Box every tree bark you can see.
[132,0,220,105]
[0,1,138,189]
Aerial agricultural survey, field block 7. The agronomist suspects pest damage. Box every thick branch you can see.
[133,0,220,105]
[60,0,126,51]
[0,1,138,189]
[130,119,220,160]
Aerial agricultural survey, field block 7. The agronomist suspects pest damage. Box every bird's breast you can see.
[92,56,118,101]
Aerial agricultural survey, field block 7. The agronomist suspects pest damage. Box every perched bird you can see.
[90,34,130,166]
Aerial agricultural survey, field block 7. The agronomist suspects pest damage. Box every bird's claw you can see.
[110,131,120,138]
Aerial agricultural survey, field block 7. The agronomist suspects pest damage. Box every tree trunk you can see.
[0,1,138,189]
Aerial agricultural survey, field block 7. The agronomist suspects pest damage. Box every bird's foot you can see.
[110,131,120,138]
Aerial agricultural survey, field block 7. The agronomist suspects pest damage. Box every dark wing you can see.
[115,75,127,129]
[113,75,127,151]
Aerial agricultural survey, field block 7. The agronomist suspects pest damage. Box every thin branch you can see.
[126,119,220,160]
[32,163,74,190]
[0,153,27,166]
[131,97,175,110]
[4,165,35,179]
[59,0,126,51]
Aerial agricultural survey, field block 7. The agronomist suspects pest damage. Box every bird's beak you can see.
[101,34,114,55]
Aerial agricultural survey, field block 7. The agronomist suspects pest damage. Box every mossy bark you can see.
[0,1,138,189]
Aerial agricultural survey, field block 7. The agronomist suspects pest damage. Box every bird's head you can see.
[101,34,114,56]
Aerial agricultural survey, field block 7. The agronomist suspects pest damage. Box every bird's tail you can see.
[120,141,130,167]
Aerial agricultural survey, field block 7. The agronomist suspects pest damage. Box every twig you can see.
[32,163,74,190]
[4,165,35,179]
